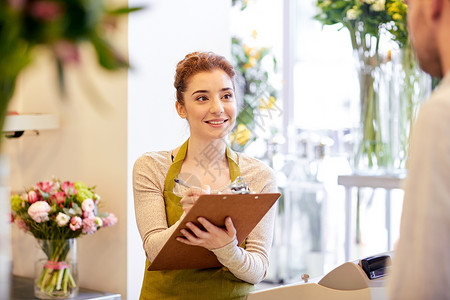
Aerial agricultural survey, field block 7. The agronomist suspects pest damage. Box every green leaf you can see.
[89,32,128,70]
[106,6,146,15]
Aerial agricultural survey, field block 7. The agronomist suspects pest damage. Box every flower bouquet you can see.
[10,178,118,299]
[314,0,429,171]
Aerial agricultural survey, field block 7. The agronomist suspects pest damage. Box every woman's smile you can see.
[205,118,229,127]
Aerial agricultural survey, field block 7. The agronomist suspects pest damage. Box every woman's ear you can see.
[431,0,443,20]
[175,101,187,119]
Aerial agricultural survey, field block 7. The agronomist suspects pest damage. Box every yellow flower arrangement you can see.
[230,35,279,151]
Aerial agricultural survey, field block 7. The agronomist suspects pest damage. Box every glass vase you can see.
[350,37,430,174]
[34,239,78,299]
[388,45,431,170]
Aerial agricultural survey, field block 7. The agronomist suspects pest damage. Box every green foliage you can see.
[230,36,279,150]
[314,0,409,48]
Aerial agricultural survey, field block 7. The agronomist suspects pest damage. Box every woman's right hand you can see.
[180,185,210,214]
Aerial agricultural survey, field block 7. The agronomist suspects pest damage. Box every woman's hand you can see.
[176,216,237,250]
[180,185,210,214]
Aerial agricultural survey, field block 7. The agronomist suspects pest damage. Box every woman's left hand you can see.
[176,216,237,250]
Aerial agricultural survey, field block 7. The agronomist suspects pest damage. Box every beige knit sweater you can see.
[133,150,278,284]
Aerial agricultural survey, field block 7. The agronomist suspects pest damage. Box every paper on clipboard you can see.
[148,192,280,271]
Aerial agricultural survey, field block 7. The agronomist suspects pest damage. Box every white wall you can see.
[127,1,231,298]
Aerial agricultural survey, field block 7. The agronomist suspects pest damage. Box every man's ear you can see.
[175,101,187,119]
[431,0,443,20]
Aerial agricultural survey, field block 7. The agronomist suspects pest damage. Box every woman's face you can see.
[176,69,237,141]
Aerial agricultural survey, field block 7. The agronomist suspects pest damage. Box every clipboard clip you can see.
[229,176,251,194]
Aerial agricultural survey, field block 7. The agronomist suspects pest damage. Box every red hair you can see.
[174,52,236,105]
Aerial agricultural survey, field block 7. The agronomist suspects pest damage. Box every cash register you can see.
[247,252,393,300]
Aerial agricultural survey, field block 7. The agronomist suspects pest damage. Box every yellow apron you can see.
[139,139,254,300]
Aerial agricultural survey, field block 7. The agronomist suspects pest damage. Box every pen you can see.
[174,178,190,188]
[174,178,202,190]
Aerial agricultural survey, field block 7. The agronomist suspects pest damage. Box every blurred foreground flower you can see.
[0,0,143,145]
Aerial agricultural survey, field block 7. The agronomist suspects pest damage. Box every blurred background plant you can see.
[0,0,142,146]
[230,34,279,152]
[314,0,429,171]
[231,0,248,11]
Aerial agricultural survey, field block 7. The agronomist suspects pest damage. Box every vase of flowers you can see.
[314,0,430,172]
[34,238,77,299]
[10,178,118,299]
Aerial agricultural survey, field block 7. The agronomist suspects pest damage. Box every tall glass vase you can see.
[34,239,78,299]
[389,44,431,169]
[350,29,392,173]
[349,28,430,173]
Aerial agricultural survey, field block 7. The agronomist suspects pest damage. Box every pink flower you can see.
[14,216,30,233]
[62,181,77,196]
[82,211,95,219]
[51,191,66,206]
[81,199,94,212]
[28,201,51,223]
[53,40,80,64]
[102,213,118,228]
[36,181,53,193]
[69,216,82,231]
[7,0,26,11]
[29,1,63,21]
[82,217,97,235]
[28,190,38,204]
[49,180,60,194]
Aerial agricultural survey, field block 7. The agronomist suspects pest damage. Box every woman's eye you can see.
[196,96,208,101]
[222,93,233,100]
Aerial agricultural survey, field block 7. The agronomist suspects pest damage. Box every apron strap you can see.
[164,139,189,192]
[164,139,241,192]
[226,146,240,181]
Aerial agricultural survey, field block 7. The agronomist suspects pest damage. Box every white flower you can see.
[28,201,51,223]
[372,0,385,11]
[364,0,375,4]
[346,8,358,20]
[95,216,103,228]
[81,198,95,212]
[55,212,70,227]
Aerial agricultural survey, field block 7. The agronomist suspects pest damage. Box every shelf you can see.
[11,276,121,300]
[2,114,59,132]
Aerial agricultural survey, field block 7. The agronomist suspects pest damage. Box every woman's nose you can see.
[210,97,224,114]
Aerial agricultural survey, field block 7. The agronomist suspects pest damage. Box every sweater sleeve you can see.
[211,162,278,284]
[133,153,185,262]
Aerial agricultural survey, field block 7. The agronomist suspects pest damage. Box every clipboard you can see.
[148,192,280,271]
